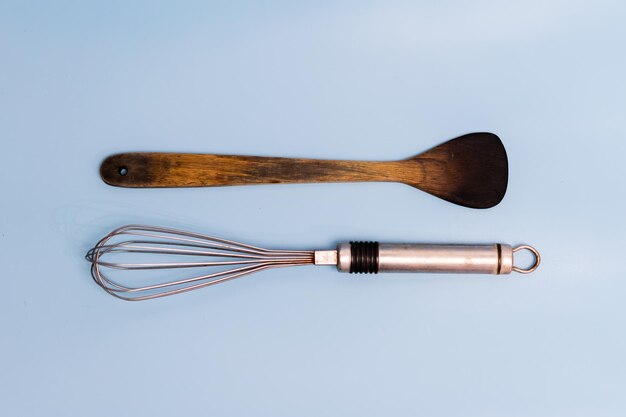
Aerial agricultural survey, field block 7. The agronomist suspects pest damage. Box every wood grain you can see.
[100,132,508,209]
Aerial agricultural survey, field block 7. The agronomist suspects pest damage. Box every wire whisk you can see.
[86,225,315,301]
[86,224,540,301]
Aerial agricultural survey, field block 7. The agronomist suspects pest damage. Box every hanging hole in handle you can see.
[118,166,128,176]
[512,245,541,274]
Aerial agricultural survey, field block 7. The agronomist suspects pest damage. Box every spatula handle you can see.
[100,152,404,188]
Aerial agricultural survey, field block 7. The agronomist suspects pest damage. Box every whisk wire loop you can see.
[86,225,314,301]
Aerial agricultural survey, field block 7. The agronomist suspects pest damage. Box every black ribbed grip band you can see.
[349,241,379,274]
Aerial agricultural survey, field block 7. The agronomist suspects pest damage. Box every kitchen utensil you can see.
[99,132,508,209]
[86,225,540,301]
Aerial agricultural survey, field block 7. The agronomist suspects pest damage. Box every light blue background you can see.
[2,1,625,416]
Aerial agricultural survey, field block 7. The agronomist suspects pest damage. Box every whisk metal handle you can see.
[326,242,540,275]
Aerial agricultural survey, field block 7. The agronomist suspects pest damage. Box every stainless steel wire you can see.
[86,225,315,301]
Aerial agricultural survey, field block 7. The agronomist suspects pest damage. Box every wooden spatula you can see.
[99,132,508,209]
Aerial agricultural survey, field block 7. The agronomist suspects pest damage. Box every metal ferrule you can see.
[336,242,528,275]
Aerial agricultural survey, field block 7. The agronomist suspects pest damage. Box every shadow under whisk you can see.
[86,225,315,301]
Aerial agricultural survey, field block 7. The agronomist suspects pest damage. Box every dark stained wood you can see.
[100,132,508,209]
